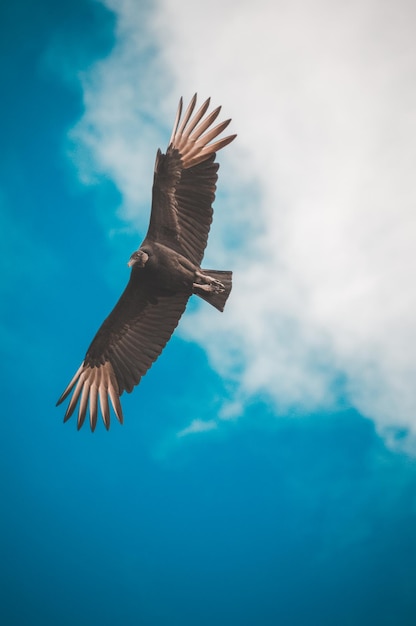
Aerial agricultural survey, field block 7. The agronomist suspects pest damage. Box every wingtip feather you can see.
[58,360,124,431]
[56,363,84,406]
[169,95,235,168]
[169,96,183,146]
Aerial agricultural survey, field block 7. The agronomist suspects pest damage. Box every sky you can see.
[2,0,416,624]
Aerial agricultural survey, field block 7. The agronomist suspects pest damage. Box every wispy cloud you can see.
[177,419,218,438]
[70,0,416,450]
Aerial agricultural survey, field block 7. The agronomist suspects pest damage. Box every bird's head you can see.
[128,250,149,268]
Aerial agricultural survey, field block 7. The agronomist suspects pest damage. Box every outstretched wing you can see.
[145,94,236,265]
[56,276,190,431]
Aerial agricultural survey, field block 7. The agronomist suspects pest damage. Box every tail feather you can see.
[194,269,232,312]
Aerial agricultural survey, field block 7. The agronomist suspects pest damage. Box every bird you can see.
[56,94,236,431]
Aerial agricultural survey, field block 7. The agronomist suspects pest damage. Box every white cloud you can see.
[177,419,218,438]
[71,0,416,450]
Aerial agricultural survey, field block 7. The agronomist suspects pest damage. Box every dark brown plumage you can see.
[56,94,236,430]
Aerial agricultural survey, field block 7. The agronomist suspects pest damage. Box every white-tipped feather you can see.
[175,94,198,139]
[58,360,123,430]
[178,97,211,143]
[99,383,110,430]
[198,118,231,145]
[187,106,222,143]
[89,367,99,430]
[57,362,84,405]
[64,370,88,421]
[175,98,211,150]
[168,97,183,147]
[181,120,232,163]
[170,95,235,169]
[109,384,123,425]
[78,379,90,430]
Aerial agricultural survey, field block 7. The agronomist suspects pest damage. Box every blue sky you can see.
[2,0,416,624]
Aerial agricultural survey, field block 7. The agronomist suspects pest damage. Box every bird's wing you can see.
[56,277,190,431]
[145,94,236,265]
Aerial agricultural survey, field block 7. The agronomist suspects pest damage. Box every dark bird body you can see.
[57,94,236,430]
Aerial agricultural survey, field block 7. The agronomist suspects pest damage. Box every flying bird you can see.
[57,94,236,431]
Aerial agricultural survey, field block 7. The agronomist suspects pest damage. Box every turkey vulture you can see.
[56,94,236,431]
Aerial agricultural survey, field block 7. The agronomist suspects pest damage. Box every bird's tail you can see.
[193,270,232,312]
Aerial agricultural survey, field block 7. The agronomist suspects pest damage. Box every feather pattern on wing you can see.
[145,94,236,265]
[56,277,189,430]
